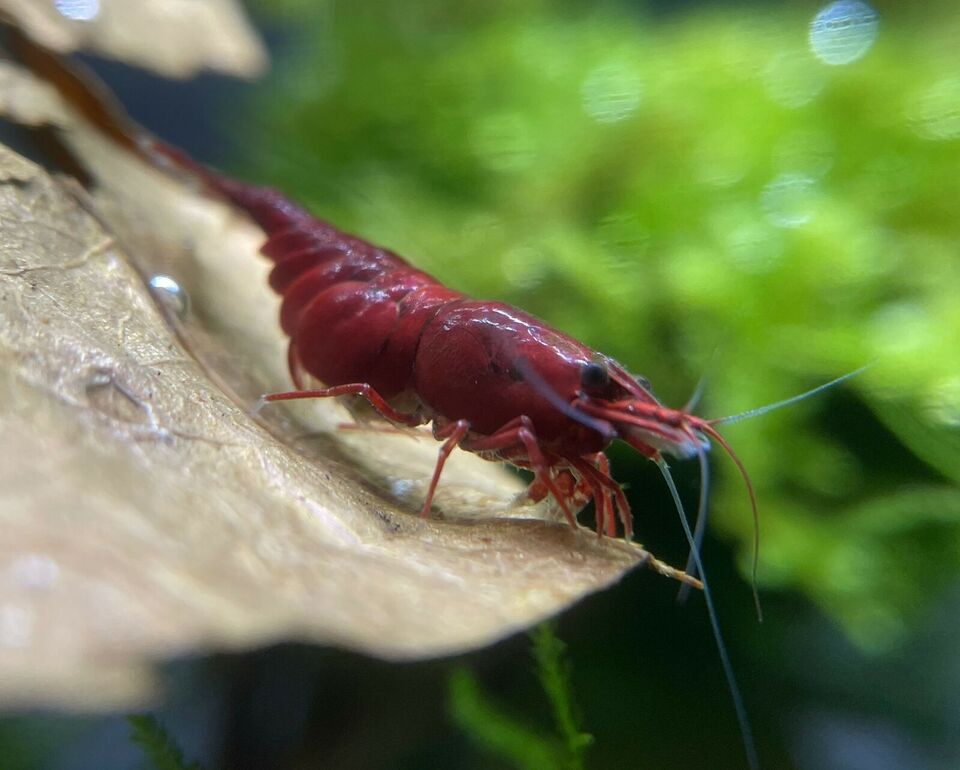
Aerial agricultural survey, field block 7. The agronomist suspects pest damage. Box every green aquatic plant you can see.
[449,622,592,770]
[530,623,594,767]
[127,714,203,770]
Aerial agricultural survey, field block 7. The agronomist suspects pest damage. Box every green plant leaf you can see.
[530,623,593,769]
[448,668,563,770]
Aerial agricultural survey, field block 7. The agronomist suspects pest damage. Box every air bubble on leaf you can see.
[907,77,960,141]
[764,51,826,108]
[389,479,418,501]
[148,273,190,320]
[54,0,100,22]
[760,173,818,228]
[581,61,643,124]
[809,1,879,66]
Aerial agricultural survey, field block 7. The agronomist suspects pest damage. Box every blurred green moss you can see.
[238,0,960,650]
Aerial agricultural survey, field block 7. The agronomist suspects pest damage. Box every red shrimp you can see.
[14,37,866,770]
[141,141,749,542]
[11,25,751,543]
[142,144,863,770]
[146,148,782,770]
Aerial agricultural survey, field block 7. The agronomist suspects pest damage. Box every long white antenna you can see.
[711,366,870,427]
[656,457,760,770]
[677,449,711,603]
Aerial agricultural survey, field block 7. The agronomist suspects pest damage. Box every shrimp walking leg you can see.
[460,416,578,530]
[262,383,421,427]
[583,452,617,537]
[568,456,634,540]
[595,452,617,537]
[287,341,306,390]
[421,419,471,518]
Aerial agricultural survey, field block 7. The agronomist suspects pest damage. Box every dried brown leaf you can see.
[0,0,266,78]
[0,64,683,711]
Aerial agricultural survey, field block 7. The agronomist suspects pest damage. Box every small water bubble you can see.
[760,173,818,228]
[581,61,643,124]
[809,1,879,66]
[84,367,150,426]
[390,479,418,502]
[54,0,100,22]
[907,78,960,141]
[148,274,190,320]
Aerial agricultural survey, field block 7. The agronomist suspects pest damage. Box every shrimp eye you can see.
[635,374,652,392]
[580,361,610,390]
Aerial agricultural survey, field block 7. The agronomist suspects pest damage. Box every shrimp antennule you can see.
[696,422,762,621]
[685,365,870,615]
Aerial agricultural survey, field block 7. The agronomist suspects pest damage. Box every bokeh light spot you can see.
[924,376,960,428]
[869,301,933,355]
[581,61,643,124]
[760,173,818,228]
[54,0,100,22]
[907,77,960,141]
[809,1,879,66]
